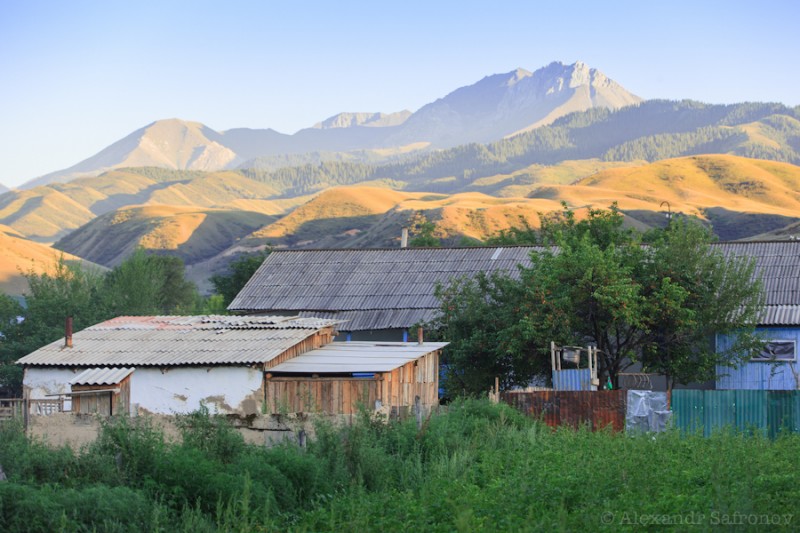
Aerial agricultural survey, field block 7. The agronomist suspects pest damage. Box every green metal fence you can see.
[672,390,800,438]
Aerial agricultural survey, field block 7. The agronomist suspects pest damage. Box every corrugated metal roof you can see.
[269,341,448,373]
[229,247,542,330]
[230,243,800,329]
[70,367,134,386]
[17,315,340,367]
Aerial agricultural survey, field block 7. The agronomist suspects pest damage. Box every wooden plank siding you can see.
[264,328,336,370]
[263,350,440,415]
[71,375,131,416]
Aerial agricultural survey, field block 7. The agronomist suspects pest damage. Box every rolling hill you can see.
[0,225,102,296]
[0,168,296,242]
[53,205,275,267]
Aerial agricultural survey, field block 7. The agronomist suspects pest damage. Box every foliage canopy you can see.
[431,204,765,394]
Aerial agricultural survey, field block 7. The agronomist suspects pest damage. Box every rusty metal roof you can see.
[229,247,542,330]
[269,341,448,373]
[17,315,341,367]
[70,367,135,386]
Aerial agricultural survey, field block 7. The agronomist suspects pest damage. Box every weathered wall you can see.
[716,328,800,390]
[131,366,263,415]
[26,412,357,450]
[25,366,264,416]
[23,367,77,410]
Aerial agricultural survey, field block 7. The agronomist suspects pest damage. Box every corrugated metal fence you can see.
[672,390,800,438]
[502,390,627,431]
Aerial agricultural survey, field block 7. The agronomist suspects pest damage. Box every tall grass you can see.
[1,399,799,531]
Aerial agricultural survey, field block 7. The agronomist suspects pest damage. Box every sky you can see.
[1,0,798,188]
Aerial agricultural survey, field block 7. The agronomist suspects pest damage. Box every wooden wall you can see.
[264,349,440,415]
[71,375,131,416]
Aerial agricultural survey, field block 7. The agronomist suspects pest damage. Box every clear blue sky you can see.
[1,0,798,187]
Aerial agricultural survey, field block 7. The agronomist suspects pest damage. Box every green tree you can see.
[431,205,764,394]
[0,294,25,395]
[103,250,198,315]
[408,212,441,247]
[210,251,270,308]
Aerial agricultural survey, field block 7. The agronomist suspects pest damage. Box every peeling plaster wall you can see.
[23,367,78,410]
[131,366,262,415]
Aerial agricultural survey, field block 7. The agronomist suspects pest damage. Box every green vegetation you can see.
[1,399,798,531]
[210,250,270,307]
[430,205,764,394]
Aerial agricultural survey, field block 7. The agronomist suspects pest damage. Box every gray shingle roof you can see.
[229,247,541,330]
[17,315,340,367]
[229,242,800,330]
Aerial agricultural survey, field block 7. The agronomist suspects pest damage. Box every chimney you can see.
[64,316,73,349]
[417,326,424,345]
[401,228,409,248]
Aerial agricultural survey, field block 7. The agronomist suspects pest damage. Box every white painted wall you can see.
[130,366,263,415]
[24,366,263,416]
[23,367,79,410]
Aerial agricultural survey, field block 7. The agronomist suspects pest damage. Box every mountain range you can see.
[2,60,800,296]
[21,61,641,188]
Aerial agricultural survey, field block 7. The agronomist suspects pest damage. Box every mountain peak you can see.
[312,111,411,129]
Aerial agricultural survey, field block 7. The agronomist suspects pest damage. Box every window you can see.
[751,340,796,362]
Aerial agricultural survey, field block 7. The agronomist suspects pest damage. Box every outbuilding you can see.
[17,315,445,416]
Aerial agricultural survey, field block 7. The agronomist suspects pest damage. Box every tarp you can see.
[625,390,671,433]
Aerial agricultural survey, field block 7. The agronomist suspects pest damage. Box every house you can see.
[715,242,800,390]
[228,247,540,341]
[229,242,800,391]
[16,315,446,416]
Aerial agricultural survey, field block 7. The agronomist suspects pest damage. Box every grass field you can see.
[1,399,798,532]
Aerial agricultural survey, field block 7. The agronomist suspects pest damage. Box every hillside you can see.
[0,225,101,296]
[0,168,295,242]
[53,205,275,267]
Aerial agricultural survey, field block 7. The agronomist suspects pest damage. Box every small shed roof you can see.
[268,341,448,373]
[229,247,541,330]
[17,315,341,367]
[70,367,135,386]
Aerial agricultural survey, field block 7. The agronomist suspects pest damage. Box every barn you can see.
[16,315,445,416]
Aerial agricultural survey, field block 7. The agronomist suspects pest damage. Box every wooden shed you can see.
[264,341,446,415]
[69,367,133,416]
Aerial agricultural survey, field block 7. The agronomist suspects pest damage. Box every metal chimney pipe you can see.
[401,228,409,248]
[65,316,73,348]
[417,326,423,345]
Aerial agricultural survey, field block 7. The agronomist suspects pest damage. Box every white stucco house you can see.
[16,314,444,416]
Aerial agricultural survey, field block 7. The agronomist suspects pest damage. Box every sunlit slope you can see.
[0,225,97,296]
[553,155,800,217]
[244,186,564,248]
[0,169,288,241]
[54,205,275,267]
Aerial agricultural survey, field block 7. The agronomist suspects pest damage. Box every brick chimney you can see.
[64,316,73,349]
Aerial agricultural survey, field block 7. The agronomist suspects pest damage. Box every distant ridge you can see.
[21,61,640,188]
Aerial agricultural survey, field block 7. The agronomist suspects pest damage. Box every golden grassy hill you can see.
[0,169,290,242]
[244,186,566,248]
[0,225,98,296]
[551,155,800,218]
[54,205,276,267]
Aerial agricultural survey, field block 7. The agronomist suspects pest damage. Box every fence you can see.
[671,390,800,438]
[502,390,627,431]
[0,398,67,426]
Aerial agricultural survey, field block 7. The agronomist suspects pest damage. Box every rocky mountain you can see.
[312,111,411,129]
[388,61,641,147]
[0,183,7,194]
[21,61,640,188]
